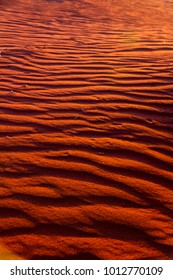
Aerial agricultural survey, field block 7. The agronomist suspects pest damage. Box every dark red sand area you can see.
[0,0,173,259]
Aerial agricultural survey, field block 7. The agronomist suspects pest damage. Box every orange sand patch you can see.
[0,0,173,259]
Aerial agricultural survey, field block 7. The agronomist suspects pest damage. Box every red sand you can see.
[0,0,173,259]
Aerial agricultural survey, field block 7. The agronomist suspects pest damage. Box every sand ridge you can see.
[0,0,173,259]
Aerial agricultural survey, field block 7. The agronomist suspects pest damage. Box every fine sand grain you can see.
[0,0,173,259]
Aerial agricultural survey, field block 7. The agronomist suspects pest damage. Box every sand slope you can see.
[0,0,173,259]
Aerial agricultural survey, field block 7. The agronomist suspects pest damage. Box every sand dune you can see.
[0,0,173,259]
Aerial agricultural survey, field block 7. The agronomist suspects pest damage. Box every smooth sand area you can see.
[0,0,173,259]
[0,245,21,260]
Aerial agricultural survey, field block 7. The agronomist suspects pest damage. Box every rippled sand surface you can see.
[0,0,173,259]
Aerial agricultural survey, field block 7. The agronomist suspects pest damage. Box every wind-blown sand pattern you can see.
[0,0,173,259]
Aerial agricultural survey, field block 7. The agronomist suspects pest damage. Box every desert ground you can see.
[0,0,173,259]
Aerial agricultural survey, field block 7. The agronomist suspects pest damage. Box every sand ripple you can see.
[0,0,173,259]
